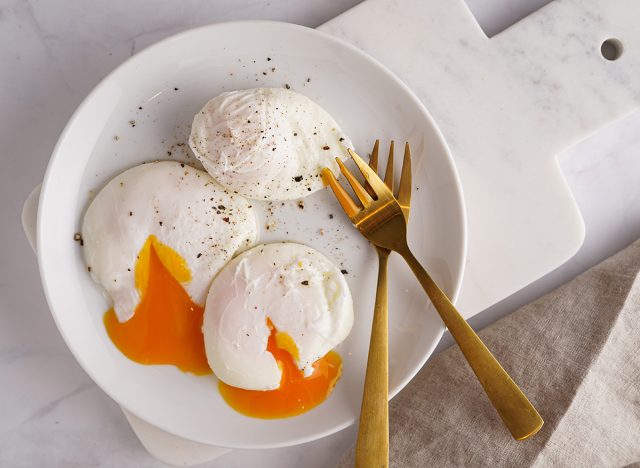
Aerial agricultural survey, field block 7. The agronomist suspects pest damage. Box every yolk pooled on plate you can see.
[104,235,211,375]
[218,319,342,418]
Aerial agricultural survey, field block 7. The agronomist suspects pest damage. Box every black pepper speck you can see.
[73,233,83,246]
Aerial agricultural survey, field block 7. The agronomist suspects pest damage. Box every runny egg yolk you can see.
[218,319,343,418]
[103,235,342,416]
[104,235,211,375]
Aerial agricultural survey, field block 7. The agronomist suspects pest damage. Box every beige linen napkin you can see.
[338,239,640,467]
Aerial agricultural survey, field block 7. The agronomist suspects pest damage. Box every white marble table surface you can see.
[1,0,639,466]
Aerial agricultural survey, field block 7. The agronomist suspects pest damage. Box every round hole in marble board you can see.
[601,38,623,61]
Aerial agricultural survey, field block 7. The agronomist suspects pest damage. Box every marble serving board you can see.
[321,0,640,317]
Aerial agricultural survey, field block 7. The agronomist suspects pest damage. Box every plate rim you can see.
[36,20,467,449]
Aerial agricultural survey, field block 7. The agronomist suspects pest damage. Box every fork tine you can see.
[321,168,360,218]
[369,140,380,172]
[347,148,391,198]
[397,142,412,217]
[384,141,394,191]
[363,140,380,198]
[336,158,374,207]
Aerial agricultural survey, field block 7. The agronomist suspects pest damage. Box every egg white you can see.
[189,88,353,201]
[202,242,353,391]
[82,161,257,322]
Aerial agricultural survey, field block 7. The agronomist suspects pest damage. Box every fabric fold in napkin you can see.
[338,239,640,467]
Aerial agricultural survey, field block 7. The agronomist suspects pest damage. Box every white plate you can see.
[37,21,466,449]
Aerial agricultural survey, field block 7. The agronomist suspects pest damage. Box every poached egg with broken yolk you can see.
[203,242,353,417]
[82,161,257,373]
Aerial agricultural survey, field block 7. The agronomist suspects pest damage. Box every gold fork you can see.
[348,140,410,468]
[322,144,544,443]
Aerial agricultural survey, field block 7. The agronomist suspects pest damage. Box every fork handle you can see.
[355,247,390,468]
[399,248,544,440]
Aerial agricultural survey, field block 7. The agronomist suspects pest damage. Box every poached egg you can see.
[189,88,353,201]
[203,242,353,391]
[82,161,257,374]
[83,161,257,322]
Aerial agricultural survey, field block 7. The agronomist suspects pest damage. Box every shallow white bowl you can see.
[37,21,466,449]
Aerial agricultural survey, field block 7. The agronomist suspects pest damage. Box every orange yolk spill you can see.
[104,236,211,375]
[218,320,343,419]
[102,235,342,416]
